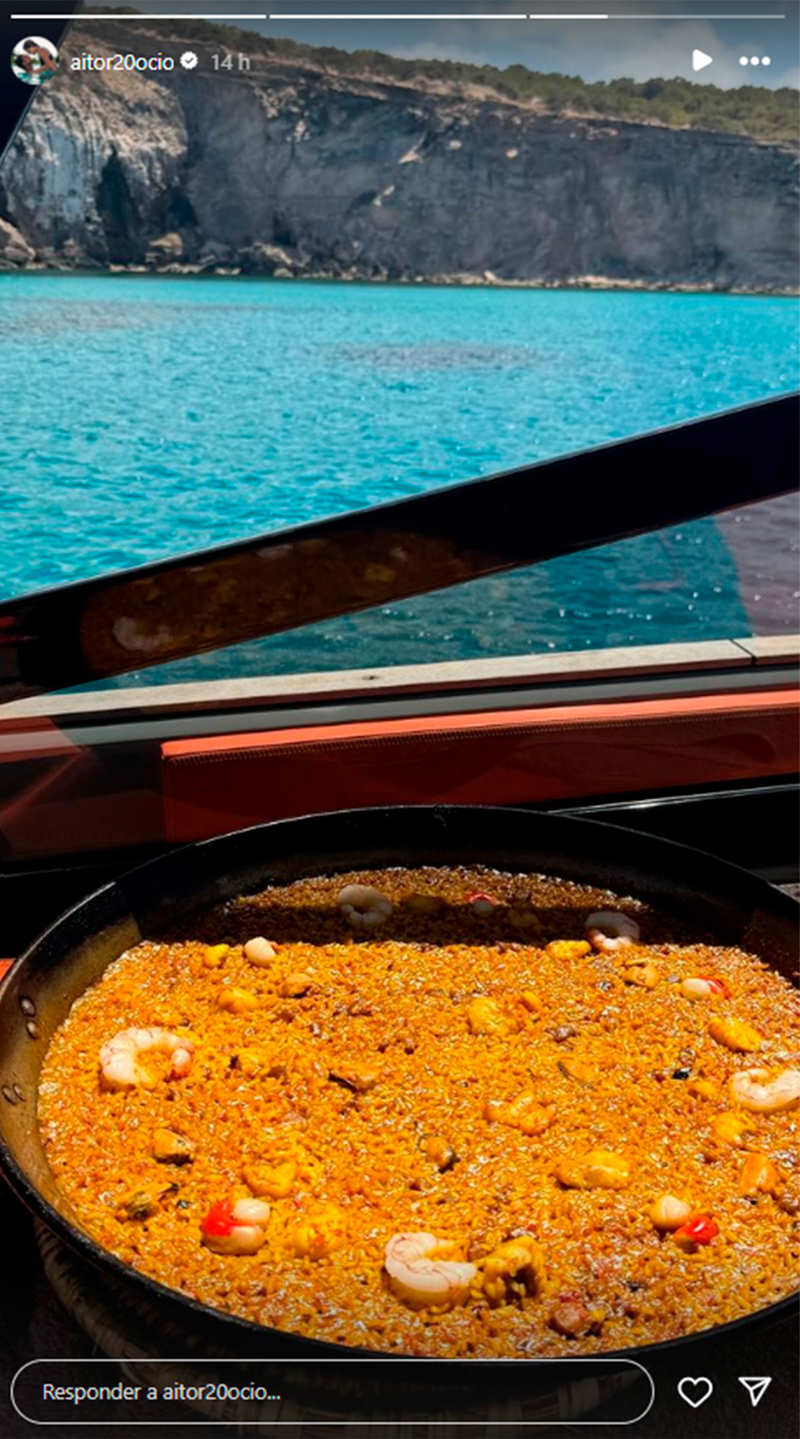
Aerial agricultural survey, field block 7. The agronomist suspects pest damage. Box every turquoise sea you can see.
[0,274,797,685]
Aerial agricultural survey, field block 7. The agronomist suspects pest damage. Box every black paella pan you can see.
[0,803,797,1380]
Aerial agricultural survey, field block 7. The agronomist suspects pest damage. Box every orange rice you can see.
[38,865,800,1356]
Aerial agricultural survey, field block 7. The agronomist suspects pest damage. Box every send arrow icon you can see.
[692,48,713,72]
[738,1377,772,1408]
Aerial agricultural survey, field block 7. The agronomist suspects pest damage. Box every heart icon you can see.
[677,1376,714,1408]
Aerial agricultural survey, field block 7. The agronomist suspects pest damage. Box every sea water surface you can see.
[0,274,797,684]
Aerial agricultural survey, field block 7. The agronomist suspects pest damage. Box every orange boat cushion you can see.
[161,688,799,842]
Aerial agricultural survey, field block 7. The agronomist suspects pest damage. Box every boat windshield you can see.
[0,3,797,695]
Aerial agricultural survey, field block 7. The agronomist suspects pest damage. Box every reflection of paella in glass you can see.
[39,866,800,1357]
[10,35,60,85]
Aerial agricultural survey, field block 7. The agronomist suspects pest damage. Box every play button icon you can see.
[692,48,713,72]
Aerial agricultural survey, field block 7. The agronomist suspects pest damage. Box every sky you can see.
[63,1,800,89]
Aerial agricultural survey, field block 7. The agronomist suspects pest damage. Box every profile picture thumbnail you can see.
[10,35,60,86]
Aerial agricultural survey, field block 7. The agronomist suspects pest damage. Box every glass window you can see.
[0,3,797,692]
[51,492,795,693]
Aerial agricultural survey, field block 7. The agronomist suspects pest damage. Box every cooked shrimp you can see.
[384,1231,476,1310]
[338,884,393,929]
[201,1196,270,1255]
[729,1067,800,1113]
[99,1027,194,1090]
[585,910,640,953]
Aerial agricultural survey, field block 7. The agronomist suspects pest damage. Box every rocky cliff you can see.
[1,19,797,290]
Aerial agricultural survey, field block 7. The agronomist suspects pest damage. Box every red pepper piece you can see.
[674,1213,719,1246]
[201,1199,235,1237]
[466,891,497,906]
[698,976,728,996]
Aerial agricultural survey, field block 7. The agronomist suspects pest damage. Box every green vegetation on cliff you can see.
[291,50,797,143]
[86,8,798,143]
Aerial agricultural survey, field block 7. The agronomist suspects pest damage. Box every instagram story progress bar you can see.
[11,13,274,18]
[10,9,789,16]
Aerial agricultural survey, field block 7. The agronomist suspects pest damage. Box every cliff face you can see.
[1,23,797,289]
